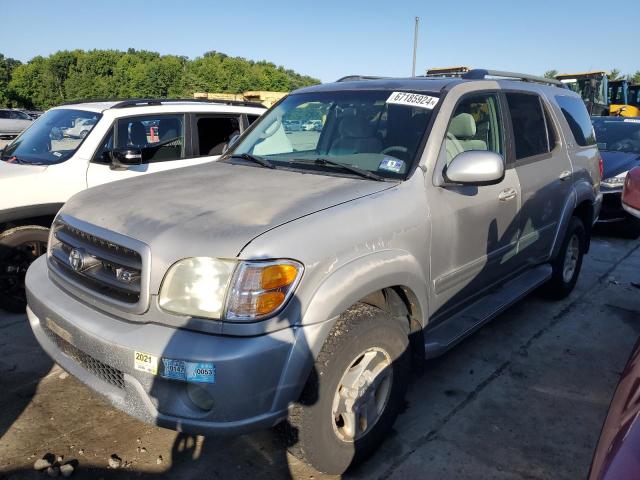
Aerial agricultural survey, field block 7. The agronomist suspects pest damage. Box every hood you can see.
[601,150,640,179]
[62,161,395,262]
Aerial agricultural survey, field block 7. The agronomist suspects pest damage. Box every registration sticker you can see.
[386,91,439,110]
[134,351,158,375]
[160,359,216,384]
[378,157,405,173]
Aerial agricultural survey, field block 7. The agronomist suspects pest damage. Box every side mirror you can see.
[109,148,143,170]
[443,151,505,186]
[222,133,241,154]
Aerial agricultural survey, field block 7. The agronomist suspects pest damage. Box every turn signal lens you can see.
[225,260,303,321]
[260,264,299,290]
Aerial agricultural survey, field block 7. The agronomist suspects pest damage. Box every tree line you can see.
[0,49,320,110]
[544,69,640,83]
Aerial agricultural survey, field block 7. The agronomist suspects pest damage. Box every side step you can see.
[424,264,552,359]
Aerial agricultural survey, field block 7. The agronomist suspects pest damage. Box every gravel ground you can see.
[0,234,639,479]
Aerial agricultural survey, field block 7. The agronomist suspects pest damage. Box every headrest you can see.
[449,113,476,139]
[338,116,372,138]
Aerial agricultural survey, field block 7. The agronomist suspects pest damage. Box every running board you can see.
[424,264,552,359]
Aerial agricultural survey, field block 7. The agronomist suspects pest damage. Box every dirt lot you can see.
[1,234,639,479]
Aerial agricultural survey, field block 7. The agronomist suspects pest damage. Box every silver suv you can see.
[26,70,601,474]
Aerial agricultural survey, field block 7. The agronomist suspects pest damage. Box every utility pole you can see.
[412,17,419,77]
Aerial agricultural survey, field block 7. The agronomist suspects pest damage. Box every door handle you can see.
[498,188,517,201]
[559,170,572,181]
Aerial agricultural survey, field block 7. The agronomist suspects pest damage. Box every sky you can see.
[1,0,638,83]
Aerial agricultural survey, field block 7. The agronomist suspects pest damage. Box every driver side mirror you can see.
[443,151,505,186]
[109,148,143,170]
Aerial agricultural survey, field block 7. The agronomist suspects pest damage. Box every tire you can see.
[543,216,586,300]
[0,226,49,313]
[283,303,410,474]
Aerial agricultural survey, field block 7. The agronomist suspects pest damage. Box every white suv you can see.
[0,99,265,311]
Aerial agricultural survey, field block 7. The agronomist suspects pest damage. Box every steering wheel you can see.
[381,146,408,156]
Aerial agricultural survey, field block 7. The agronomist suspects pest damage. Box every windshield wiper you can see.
[289,158,385,181]
[229,153,276,169]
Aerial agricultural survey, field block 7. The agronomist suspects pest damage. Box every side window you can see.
[196,115,240,156]
[247,114,260,125]
[0,110,9,119]
[555,95,596,147]
[115,114,185,163]
[506,93,551,160]
[445,93,503,164]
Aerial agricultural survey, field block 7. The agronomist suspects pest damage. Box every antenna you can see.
[412,17,419,77]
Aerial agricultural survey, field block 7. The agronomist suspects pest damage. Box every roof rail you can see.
[110,98,266,109]
[462,69,563,86]
[335,75,388,83]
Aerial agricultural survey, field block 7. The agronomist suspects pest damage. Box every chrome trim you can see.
[47,214,152,315]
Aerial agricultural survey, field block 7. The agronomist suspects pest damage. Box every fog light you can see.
[186,383,215,411]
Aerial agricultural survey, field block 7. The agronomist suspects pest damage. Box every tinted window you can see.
[555,95,596,146]
[445,93,503,164]
[247,114,260,125]
[592,118,640,154]
[0,110,8,119]
[116,114,184,163]
[10,110,31,120]
[196,116,240,156]
[506,93,549,159]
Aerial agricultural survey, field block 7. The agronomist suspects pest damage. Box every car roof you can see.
[50,99,267,115]
[294,77,462,95]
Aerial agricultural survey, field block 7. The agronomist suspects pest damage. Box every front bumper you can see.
[26,256,320,436]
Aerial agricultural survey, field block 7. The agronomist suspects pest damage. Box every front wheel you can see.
[0,226,50,313]
[283,303,410,474]
[542,216,586,299]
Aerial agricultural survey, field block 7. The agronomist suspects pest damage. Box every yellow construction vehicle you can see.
[556,71,609,115]
[609,79,640,117]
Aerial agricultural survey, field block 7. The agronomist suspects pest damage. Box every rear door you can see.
[507,92,572,264]
[86,113,213,188]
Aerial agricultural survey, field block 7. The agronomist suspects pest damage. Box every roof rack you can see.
[461,69,563,86]
[335,75,389,83]
[110,98,265,109]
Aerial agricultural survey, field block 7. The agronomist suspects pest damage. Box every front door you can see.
[86,113,212,188]
[428,92,521,321]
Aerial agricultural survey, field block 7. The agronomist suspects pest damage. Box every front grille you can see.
[42,322,125,389]
[48,219,143,305]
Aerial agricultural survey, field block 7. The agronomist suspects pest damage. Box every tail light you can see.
[598,155,603,180]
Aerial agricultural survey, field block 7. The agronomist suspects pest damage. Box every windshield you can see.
[593,118,640,154]
[563,78,607,105]
[229,90,438,180]
[1,108,101,165]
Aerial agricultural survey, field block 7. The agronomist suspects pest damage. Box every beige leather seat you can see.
[445,113,487,163]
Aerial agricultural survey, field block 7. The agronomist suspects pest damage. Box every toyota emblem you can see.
[68,248,85,271]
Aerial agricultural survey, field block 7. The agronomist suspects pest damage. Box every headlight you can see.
[159,257,236,319]
[601,171,628,189]
[159,258,303,321]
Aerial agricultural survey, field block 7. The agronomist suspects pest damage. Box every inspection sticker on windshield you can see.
[379,157,404,173]
[134,351,158,375]
[386,91,439,110]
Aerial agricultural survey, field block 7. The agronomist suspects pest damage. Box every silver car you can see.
[26,70,601,474]
[0,108,32,137]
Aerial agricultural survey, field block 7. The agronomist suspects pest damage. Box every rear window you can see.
[506,93,550,160]
[555,95,596,147]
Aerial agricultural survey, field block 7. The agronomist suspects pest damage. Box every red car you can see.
[622,166,640,219]
[589,340,640,479]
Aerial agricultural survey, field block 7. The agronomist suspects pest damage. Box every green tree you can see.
[608,69,622,80]
[631,71,640,84]
[0,54,22,106]
[543,70,558,79]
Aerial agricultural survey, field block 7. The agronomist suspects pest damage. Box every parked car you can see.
[622,166,640,218]
[21,110,43,120]
[302,119,323,131]
[61,117,98,138]
[283,119,302,132]
[592,117,640,236]
[589,339,640,480]
[0,108,33,138]
[25,70,601,474]
[0,99,265,312]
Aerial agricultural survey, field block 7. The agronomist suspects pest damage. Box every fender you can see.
[0,203,63,226]
[550,180,595,259]
[269,249,429,412]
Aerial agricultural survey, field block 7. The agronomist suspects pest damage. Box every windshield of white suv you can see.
[1,109,101,165]
[227,90,438,180]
